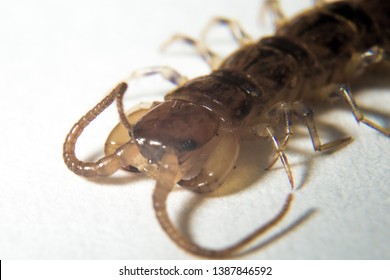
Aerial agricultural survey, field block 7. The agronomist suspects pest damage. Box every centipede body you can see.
[62,0,390,258]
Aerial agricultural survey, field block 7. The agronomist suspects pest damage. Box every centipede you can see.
[63,0,389,258]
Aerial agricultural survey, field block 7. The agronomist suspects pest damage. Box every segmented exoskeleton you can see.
[63,0,390,258]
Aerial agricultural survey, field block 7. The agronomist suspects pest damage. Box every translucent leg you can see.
[337,46,388,136]
[200,16,253,46]
[292,102,353,152]
[266,103,293,170]
[256,124,295,189]
[160,34,221,69]
[339,85,390,137]
[124,66,188,86]
[117,66,188,130]
[160,16,252,69]
[261,0,286,28]
[266,101,352,172]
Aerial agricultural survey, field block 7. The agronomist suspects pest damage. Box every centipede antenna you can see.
[63,83,132,177]
[116,88,133,131]
[153,151,294,258]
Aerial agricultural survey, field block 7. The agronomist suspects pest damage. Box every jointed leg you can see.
[280,104,294,147]
[255,124,295,189]
[160,16,252,69]
[118,66,188,130]
[261,0,327,28]
[265,101,352,174]
[261,0,286,28]
[266,103,294,170]
[337,46,388,136]
[160,34,221,69]
[124,66,188,86]
[200,17,253,46]
[291,102,353,151]
[339,85,390,136]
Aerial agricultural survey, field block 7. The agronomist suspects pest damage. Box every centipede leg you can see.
[125,66,188,86]
[160,34,221,69]
[118,66,188,130]
[261,0,286,28]
[292,102,353,151]
[266,101,353,171]
[339,85,390,137]
[256,125,295,189]
[266,103,294,170]
[200,17,253,46]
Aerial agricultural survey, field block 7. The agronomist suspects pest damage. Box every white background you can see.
[0,0,389,259]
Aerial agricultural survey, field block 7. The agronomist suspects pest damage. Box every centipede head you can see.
[132,100,219,163]
[105,98,240,192]
[108,100,215,171]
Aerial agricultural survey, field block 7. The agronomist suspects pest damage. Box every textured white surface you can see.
[0,0,389,259]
